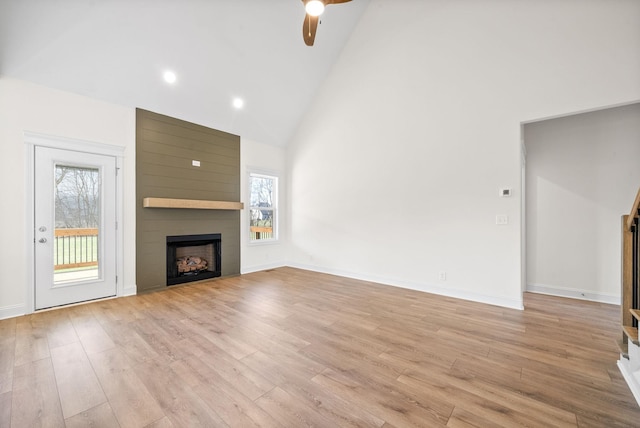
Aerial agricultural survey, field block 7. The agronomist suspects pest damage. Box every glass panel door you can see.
[34,146,116,310]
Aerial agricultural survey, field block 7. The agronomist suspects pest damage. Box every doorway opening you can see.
[25,132,124,313]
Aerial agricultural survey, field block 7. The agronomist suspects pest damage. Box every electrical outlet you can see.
[496,215,508,225]
[439,271,447,281]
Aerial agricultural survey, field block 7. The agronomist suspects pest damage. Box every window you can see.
[249,172,278,242]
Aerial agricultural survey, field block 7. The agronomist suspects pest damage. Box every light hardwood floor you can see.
[1,267,639,427]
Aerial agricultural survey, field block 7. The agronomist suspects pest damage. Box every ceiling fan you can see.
[302,0,352,46]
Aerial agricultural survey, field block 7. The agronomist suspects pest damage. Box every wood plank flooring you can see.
[1,267,639,427]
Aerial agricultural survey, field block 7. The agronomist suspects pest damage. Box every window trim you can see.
[248,171,278,244]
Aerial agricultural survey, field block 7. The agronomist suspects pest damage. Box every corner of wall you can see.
[0,304,26,321]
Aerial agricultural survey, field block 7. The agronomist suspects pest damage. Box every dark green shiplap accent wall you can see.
[136,109,241,293]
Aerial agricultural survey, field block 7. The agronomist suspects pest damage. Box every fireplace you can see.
[166,233,221,286]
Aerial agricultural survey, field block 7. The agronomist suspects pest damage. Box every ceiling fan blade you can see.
[326,0,352,4]
[302,13,319,46]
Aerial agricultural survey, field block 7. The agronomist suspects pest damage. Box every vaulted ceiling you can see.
[0,0,370,147]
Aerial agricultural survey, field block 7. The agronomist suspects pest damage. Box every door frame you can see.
[24,131,125,313]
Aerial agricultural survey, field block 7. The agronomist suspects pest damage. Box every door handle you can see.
[38,238,47,243]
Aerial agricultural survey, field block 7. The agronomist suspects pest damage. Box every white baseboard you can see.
[0,303,26,320]
[287,262,524,310]
[527,283,619,305]
[241,261,287,275]
[122,285,137,297]
[0,285,136,321]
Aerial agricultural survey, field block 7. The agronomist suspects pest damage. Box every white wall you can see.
[287,0,640,308]
[525,103,640,303]
[0,77,136,319]
[240,138,288,273]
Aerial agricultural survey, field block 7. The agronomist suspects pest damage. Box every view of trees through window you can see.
[55,165,100,228]
[249,173,276,241]
[53,165,101,278]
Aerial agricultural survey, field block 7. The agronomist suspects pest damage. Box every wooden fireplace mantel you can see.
[143,197,244,210]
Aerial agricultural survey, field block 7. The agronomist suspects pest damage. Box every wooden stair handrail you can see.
[622,187,640,345]
[626,187,640,231]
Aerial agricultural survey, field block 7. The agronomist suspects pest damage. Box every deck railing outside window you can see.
[54,228,99,271]
[250,226,273,241]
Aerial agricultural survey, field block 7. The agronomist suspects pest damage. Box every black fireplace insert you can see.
[166,233,221,286]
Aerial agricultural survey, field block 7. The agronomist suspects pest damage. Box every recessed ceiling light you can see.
[232,97,244,109]
[163,70,177,84]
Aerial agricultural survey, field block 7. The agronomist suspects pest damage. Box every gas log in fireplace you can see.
[166,233,221,286]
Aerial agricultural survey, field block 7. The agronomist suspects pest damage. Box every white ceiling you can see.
[0,0,370,147]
